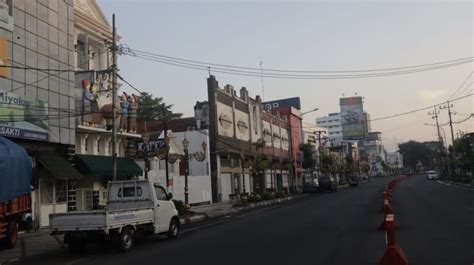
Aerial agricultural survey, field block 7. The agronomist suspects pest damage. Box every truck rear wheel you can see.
[6,220,18,249]
[119,228,134,252]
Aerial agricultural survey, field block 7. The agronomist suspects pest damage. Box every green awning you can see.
[74,154,143,179]
[37,153,83,179]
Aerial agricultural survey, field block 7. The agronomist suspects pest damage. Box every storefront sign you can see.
[0,90,49,141]
[0,0,13,32]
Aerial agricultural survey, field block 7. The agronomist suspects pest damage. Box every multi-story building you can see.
[387,152,403,170]
[316,112,343,147]
[71,0,142,213]
[207,76,291,202]
[272,106,304,193]
[0,0,80,228]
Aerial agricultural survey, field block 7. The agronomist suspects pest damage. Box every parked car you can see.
[50,180,180,253]
[318,177,337,192]
[303,179,319,193]
[427,170,439,180]
[349,175,359,187]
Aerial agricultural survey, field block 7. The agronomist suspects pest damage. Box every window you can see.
[118,187,142,198]
[154,185,168,201]
[97,139,101,154]
[55,180,67,203]
[159,159,166,170]
[84,138,89,152]
[76,40,88,70]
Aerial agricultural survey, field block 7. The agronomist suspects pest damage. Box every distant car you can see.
[349,175,359,187]
[318,177,337,192]
[427,171,439,180]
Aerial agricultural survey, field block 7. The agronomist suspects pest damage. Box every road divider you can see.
[378,175,409,265]
[379,214,409,265]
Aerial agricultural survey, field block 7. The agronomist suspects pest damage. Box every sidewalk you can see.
[0,230,64,264]
[436,179,474,190]
[0,194,306,263]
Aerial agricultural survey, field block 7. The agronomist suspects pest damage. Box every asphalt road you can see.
[11,176,474,265]
[393,176,474,265]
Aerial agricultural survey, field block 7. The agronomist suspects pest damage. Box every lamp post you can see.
[142,133,150,179]
[182,138,190,208]
[180,137,207,209]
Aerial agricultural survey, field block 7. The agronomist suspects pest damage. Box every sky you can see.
[98,0,473,152]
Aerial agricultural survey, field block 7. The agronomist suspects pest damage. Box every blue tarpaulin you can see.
[0,136,32,203]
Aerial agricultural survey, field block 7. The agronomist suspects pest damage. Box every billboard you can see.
[340,96,365,140]
[0,90,49,141]
[263,97,301,111]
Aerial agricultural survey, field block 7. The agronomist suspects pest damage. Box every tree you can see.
[137,92,182,122]
[398,140,442,170]
[453,134,474,178]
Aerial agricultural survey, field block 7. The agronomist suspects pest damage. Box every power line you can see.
[301,93,473,127]
[123,51,474,80]
[123,46,474,74]
[7,52,101,93]
[116,73,144,94]
[449,71,473,99]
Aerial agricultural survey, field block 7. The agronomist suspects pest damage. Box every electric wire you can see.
[123,47,474,74]
[123,51,474,80]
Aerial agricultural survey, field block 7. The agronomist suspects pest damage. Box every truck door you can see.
[153,185,174,233]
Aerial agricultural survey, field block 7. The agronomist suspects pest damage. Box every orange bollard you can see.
[384,191,392,202]
[379,213,399,231]
[379,198,393,214]
[379,214,408,265]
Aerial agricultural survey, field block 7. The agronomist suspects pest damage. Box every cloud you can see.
[416,89,445,102]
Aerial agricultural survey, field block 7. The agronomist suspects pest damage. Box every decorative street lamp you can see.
[142,133,150,179]
[181,137,207,209]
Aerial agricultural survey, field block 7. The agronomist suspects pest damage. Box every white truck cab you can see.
[50,180,180,252]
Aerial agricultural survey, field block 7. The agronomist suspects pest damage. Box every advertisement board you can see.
[0,0,13,32]
[263,97,301,111]
[0,90,49,141]
[340,97,365,140]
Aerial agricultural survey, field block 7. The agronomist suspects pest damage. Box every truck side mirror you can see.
[167,193,173,200]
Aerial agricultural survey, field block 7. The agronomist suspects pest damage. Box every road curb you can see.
[179,195,304,225]
[436,180,474,190]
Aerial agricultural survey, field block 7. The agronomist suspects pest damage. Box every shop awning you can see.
[74,154,143,179]
[37,152,83,179]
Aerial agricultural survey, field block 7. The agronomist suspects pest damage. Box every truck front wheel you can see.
[167,218,179,239]
[6,220,18,249]
[119,228,134,252]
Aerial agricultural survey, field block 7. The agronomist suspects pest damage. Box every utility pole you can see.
[440,100,456,146]
[111,14,117,181]
[314,130,325,179]
[428,106,443,147]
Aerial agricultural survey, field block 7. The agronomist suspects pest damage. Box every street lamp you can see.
[181,137,207,209]
[142,133,150,179]
[300,108,319,117]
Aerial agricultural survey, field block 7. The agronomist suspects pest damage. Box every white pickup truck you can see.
[50,180,180,252]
